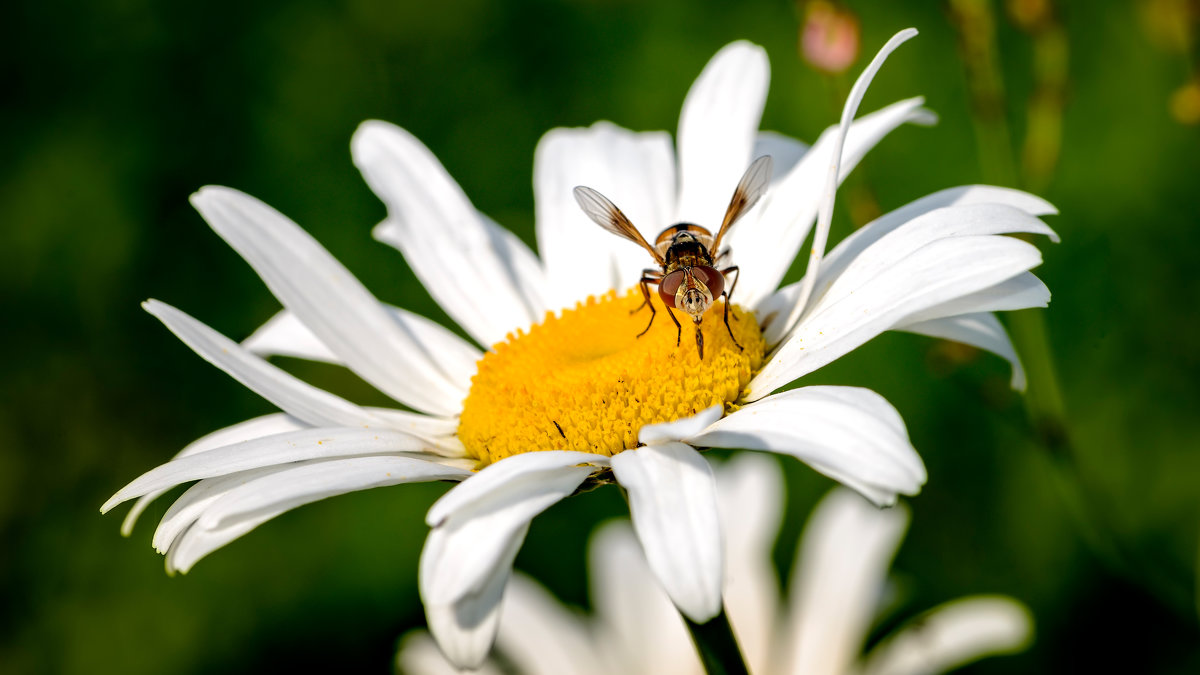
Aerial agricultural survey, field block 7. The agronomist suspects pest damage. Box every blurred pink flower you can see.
[802,1,861,74]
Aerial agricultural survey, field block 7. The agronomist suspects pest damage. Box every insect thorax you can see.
[663,236,714,272]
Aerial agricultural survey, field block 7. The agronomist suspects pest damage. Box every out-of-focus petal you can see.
[714,454,785,675]
[587,521,702,675]
[395,630,505,675]
[496,575,608,675]
[775,488,909,675]
[860,596,1034,675]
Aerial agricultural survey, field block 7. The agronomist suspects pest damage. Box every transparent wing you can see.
[573,186,665,264]
[712,155,773,252]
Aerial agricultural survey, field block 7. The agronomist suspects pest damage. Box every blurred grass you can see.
[2,0,1199,673]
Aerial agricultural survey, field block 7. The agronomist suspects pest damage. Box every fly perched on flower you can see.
[102,28,1057,670]
[573,154,773,359]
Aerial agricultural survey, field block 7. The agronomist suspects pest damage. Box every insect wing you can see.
[712,155,773,252]
[572,186,664,264]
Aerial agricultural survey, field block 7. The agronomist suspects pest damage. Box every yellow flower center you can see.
[458,289,764,466]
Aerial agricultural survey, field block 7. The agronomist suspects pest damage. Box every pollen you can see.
[458,289,764,466]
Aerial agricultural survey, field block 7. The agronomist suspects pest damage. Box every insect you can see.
[573,155,773,359]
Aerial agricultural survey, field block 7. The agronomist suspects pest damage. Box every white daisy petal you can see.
[421,461,595,606]
[588,521,701,675]
[900,312,1028,391]
[426,450,608,528]
[243,307,482,393]
[351,121,548,345]
[777,488,909,675]
[535,123,676,307]
[791,28,920,320]
[816,188,1057,292]
[155,453,473,570]
[243,308,339,363]
[154,465,285,554]
[749,235,1044,399]
[861,596,1033,675]
[189,186,465,416]
[197,455,471,530]
[714,454,784,675]
[362,407,462,443]
[637,405,724,445]
[143,300,386,429]
[756,186,1055,344]
[155,454,466,561]
[813,204,1057,312]
[120,413,307,536]
[496,575,607,675]
[675,41,769,225]
[102,427,431,511]
[424,528,525,671]
[732,97,936,310]
[396,630,505,675]
[688,386,924,506]
[896,271,1049,327]
[610,442,723,622]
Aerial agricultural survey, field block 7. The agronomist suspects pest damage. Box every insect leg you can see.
[720,265,741,304]
[720,265,741,321]
[631,269,662,315]
[663,303,683,347]
[721,292,743,352]
[717,265,744,351]
[635,274,661,339]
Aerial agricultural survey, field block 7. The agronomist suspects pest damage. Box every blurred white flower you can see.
[103,29,1055,669]
[397,454,1033,675]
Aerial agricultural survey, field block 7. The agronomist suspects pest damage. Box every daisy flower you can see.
[397,454,1033,675]
[102,28,1056,668]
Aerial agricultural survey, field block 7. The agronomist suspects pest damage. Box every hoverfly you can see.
[572,155,773,359]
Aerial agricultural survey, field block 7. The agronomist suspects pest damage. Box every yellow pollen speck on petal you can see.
[457,289,764,466]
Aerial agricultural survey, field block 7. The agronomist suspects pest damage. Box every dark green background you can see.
[3,1,1198,672]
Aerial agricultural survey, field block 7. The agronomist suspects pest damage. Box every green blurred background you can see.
[3,0,1199,672]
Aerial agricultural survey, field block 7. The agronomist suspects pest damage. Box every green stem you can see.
[682,609,750,675]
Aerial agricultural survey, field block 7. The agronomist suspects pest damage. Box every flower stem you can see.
[682,609,750,675]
